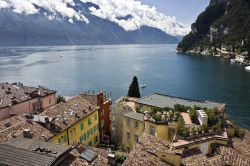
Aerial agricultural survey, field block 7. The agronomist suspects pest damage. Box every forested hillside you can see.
[178,0,250,55]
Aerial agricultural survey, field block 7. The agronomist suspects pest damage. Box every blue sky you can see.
[140,0,210,25]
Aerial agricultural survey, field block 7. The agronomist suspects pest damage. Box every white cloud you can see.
[0,1,10,9]
[0,0,190,36]
[1,0,89,23]
[81,0,190,36]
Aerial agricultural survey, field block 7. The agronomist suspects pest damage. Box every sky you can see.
[140,0,210,25]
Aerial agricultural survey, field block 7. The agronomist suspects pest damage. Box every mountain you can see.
[0,0,190,46]
[177,0,250,54]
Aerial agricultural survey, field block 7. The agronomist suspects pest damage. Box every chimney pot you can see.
[23,129,32,138]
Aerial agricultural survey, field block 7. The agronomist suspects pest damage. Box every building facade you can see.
[80,92,112,142]
[51,110,100,147]
[121,111,144,152]
[35,95,101,147]
[0,82,56,120]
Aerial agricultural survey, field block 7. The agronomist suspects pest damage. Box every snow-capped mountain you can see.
[0,0,190,46]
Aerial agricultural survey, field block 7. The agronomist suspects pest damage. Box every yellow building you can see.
[121,111,144,152]
[40,95,100,147]
[145,120,176,141]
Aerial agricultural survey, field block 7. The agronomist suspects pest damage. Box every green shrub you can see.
[201,124,209,133]
[235,127,246,139]
[189,109,196,122]
[57,95,66,104]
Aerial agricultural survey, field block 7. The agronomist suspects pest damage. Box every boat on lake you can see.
[140,84,146,88]
[230,59,236,63]
[245,66,250,71]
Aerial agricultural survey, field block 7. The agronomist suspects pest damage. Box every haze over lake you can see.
[0,44,250,129]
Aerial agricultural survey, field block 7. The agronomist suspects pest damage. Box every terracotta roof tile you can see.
[0,82,56,109]
[0,114,53,144]
[60,145,109,166]
[40,95,99,132]
[123,133,177,166]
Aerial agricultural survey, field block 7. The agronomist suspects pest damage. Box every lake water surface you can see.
[0,44,250,129]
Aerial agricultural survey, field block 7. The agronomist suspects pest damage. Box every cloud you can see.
[0,0,190,35]
[0,1,10,9]
[1,0,89,23]
[81,0,190,36]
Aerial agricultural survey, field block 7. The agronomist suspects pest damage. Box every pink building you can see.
[0,82,56,120]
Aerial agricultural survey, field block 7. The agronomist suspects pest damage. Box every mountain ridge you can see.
[0,0,189,46]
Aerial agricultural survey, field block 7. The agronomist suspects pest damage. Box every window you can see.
[96,124,99,131]
[80,123,84,130]
[80,136,83,143]
[101,119,104,127]
[94,136,98,143]
[127,118,130,128]
[87,130,90,137]
[94,114,98,120]
[84,133,87,140]
[94,125,97,133]
[90,128,93,135]
[135,121,139,128]
[58,138,61,144]
[88,141,92,146]
[127,132,130,141]
[64,134,67,142]
[150,126,156,136]
[88,118,92,126]
[135,134,139,143]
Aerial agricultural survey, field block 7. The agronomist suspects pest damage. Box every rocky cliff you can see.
[177,0,250,55]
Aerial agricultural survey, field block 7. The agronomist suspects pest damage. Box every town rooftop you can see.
[0,137,71,166]
[122,111,144,122]
[40,95,99,133]
[123,133,181,166]
[0,82,56,109]
[0,114,53,144]
[136,93,225,110]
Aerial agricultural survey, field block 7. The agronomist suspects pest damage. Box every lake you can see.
[0,44,250,129]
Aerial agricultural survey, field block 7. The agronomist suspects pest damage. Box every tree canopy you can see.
[127,76,141,98]
[57,95,66,104]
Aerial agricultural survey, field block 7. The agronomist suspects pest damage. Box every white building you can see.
[235,55,245,63]
[196,110,208,125]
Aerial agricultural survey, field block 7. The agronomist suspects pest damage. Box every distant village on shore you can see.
[0,81,249,166]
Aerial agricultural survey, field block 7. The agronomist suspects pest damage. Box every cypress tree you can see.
[127,76,141,98]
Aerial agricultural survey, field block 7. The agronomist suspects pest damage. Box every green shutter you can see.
[80,123,84,130]
[88,118,92,126]
[94,114,97,120]
[84,133,86,140]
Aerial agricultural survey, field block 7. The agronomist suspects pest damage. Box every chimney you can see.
[23,129,32,138]
[45,116,50,129]
[108,150,116,166]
